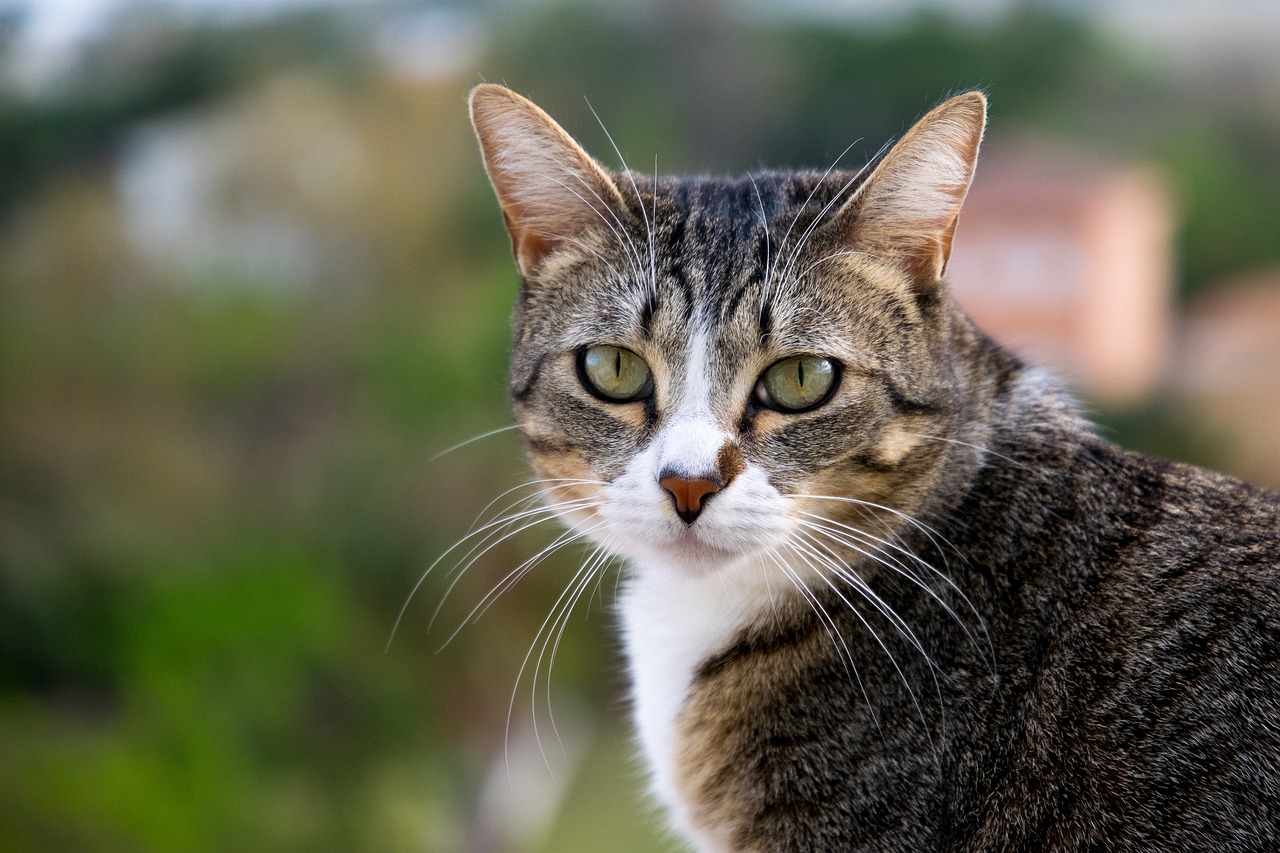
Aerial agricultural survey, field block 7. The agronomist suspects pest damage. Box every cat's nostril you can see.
[658,475,722,525]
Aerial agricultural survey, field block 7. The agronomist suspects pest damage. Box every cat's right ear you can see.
[469,84,627,278]
[832,91,987,288]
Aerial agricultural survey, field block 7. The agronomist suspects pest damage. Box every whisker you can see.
[526,226,632,286]
[789,491,964,573]
[387,478,604,649]
[774,147,871,294]
[789,531,938,678]
[531,559,598,774]
[903,432,1031,472]
[437,492,592,595]
[508,557,594,789]
[766,138,864,311]
[773,137,890,306]
[539,540,618,755]
[503,519,615,782]
[786,532,938,754]
[795,510,991,667]
[746,170,774,331]
[651,156,659,298]
[524,167,647,282]
[388,496,553,649]
[793,248,878,282]
[792,522,940,667]
[765,548,879,729]
[437,506,602,649]
[584,97,657,296]
[429,424,521,461]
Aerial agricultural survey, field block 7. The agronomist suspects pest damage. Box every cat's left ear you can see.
[833,91,986,287]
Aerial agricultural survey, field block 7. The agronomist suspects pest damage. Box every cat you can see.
[466,83,1280,851]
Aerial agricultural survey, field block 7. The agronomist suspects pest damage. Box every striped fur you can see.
[469,85,1280,851]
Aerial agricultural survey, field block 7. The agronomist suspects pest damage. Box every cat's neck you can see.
[618,555,781,840]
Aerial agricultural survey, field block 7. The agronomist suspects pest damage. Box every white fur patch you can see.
[589,329,793,846]
[619,555,780,845]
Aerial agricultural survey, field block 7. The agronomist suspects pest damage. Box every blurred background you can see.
[2,0,1279,850]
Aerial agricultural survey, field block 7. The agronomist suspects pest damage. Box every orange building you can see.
[946,142,1176,405]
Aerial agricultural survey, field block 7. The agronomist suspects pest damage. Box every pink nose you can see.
[659,475,722,525]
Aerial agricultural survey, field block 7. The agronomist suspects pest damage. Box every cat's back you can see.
[953,429,1280,851]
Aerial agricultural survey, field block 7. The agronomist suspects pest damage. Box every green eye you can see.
[579,345,653,402]
[755,355,838,413]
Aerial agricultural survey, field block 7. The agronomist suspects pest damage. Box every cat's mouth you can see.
[639,518,779,575]
[664,527,741,561]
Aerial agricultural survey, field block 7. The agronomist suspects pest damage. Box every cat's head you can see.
[469,84,987,579]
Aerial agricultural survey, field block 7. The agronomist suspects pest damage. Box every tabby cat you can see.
[466,83,1280,851]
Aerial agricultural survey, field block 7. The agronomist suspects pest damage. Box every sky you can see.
[11,0,366,47]
[2,0,386,91]
[13,0,1280,46]
[5,0,1279,93]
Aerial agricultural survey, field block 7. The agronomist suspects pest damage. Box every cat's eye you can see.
[579,345,653,403]
[755,355,838,413]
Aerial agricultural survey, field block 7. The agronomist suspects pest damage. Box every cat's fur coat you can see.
[468,84,1280,851]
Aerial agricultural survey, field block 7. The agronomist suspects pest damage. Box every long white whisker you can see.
[525,168,646,282]
[796,509,992,668]
[789,531,936,675]
[429,424,521,461]
[540,540,617,755]
[651,157,659,297]
[532,555,602,775]
[766,548,878,728]
[768,139,863,302]
[502,519,614,783]
[904,432,1030,472]
[775,143,886,302]
[508,556,594,789]
[787,533,937,753]
[435,491,592,595]
[793,248,878,282]
[584,97,657,295]
[791,524,943,678]
[439,511,601,649]
[388,487,579,649]
[746,170,774,332]
[789,492,963,573]
[525,227,632,285]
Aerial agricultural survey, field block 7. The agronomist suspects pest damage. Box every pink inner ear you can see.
[470,84,626,278]
[834,93,986,286]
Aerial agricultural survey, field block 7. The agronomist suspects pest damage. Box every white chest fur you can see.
[618,560,777,846]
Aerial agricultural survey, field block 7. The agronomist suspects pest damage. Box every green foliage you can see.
[756,8,1106,164]
[0,542,455,852]
[1163,126,1280,295]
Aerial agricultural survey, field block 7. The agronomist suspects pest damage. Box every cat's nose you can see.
[658,474,722,525]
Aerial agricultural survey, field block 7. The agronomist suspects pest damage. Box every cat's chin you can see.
[611,528,770,579]
[659,531,751,572]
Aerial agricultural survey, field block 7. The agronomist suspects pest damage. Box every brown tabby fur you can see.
[468,83,1280,851]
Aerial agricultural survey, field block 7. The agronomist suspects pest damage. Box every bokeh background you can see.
[3,1,1280,850]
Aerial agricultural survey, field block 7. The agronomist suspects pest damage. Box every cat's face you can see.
[471,86,986,579]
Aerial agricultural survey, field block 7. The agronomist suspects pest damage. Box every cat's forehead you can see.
[527,167,893,377]
[642,171,860,241]
[623,172,872,348]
